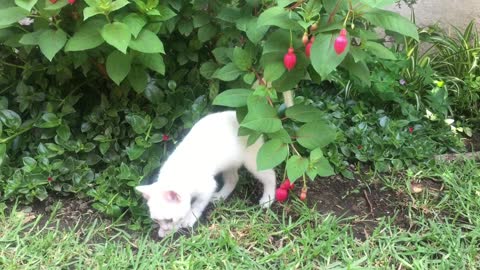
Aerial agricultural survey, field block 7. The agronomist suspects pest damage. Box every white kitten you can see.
[135,111,276,237]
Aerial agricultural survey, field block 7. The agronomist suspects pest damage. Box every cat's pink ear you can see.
[135,185,152,200]
[163,191,181,203]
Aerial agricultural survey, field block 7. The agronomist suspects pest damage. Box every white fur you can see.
[135,111,276,237]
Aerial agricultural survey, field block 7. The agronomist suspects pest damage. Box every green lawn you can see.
[1,160,479,269]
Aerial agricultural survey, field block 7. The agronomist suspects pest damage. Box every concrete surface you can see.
[388,0,480,29]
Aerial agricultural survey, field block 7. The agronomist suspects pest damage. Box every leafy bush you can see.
[0,0,463,215]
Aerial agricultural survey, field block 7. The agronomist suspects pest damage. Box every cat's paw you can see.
[259,195,274,208]
[180,213,198,228]
[158,228,169,238]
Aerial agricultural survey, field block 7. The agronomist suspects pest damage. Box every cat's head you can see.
[135,183,191,229]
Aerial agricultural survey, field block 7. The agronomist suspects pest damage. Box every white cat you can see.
[135,111,276,237]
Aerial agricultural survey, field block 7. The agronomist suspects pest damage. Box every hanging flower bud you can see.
[299,187,307,201]
[68,0,76,4]
[334,29,348,55]
[276,188,288,202]
[305,36,314,58]
[302,32,309,46]
[283,47,297,71]
[310,23,318,32]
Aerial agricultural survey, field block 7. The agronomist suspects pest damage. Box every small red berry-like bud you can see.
[334,29,348,55]
[280,179,294,190]
[162,134,169,141]
[68,0,76,4]
[300,187,307,201]
[408,127,414,134]
[276,188,289,202]
[48,177,53,182]
[310,23,318,32]
[305,41,313,58]
[302,33,309,46]
[283,47,297,71]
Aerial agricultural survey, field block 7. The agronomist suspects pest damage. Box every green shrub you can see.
[0,0,462,215]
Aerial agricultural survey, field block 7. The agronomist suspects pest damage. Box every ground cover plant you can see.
[0,0,479,268]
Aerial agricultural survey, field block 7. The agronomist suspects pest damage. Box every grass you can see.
[1,160,479,269]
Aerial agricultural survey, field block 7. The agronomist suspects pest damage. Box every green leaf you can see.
[286,155,308,181]
[232,46,252,71]
[106,51,131,85]
[342,54,371,86]
[0,144,7,166]
[35,113,61,128]
[286,104,324,122]
[129,29,164,53]
[19,30,44,45]
[263,60,285,82]
[99,142,111,155]
[315,158,335,177]
[128,66,148,93]
[257,139,288,170]
[65,21,104,51]
[138,53,165,74]
[122,13,147,38]
[101,22,131,53]
[56,124,71,141]
[212,89,252,108]
[364,41,396,60]
[110,0,130,12]
[83,7,103,20]
[0,7,29,26]
[360,0,396,8]
[154,5,176,21]
[245,17,269,44]
[363,9,419,41]
[268,128,292,143]
[311,32,349,78]
[199,61,218,79]
[144,83,164,105]
[198,24,217,42]
[15,0,38,11]
[38,29,67,61]
[241,118,282,133]
[257,6,301,31]
[310,147,324,161]
[0,110,22,129]
[126,144,145,160]
[22,156,37,171]
[212,63,244,81]
[296,121,336,150]
[126,114,149,134]
[241,95,282,133]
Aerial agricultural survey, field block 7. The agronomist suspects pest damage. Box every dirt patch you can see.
[464,131,480,152]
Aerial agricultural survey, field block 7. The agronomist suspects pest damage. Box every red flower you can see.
[162,134,169,141]
[408,127,414,134]
[283,47,297,71]
[68,0,76,4]
[275,188,288,202]
[48,177,53,182]
[334,29,348,55]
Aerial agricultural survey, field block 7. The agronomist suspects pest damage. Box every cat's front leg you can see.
[180,193,213,228]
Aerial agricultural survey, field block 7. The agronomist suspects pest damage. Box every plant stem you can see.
[0,61,25,70]
[0,126,34,144]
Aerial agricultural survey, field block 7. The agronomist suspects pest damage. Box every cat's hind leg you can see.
[211,168,239,201]
[243,140,276,208]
